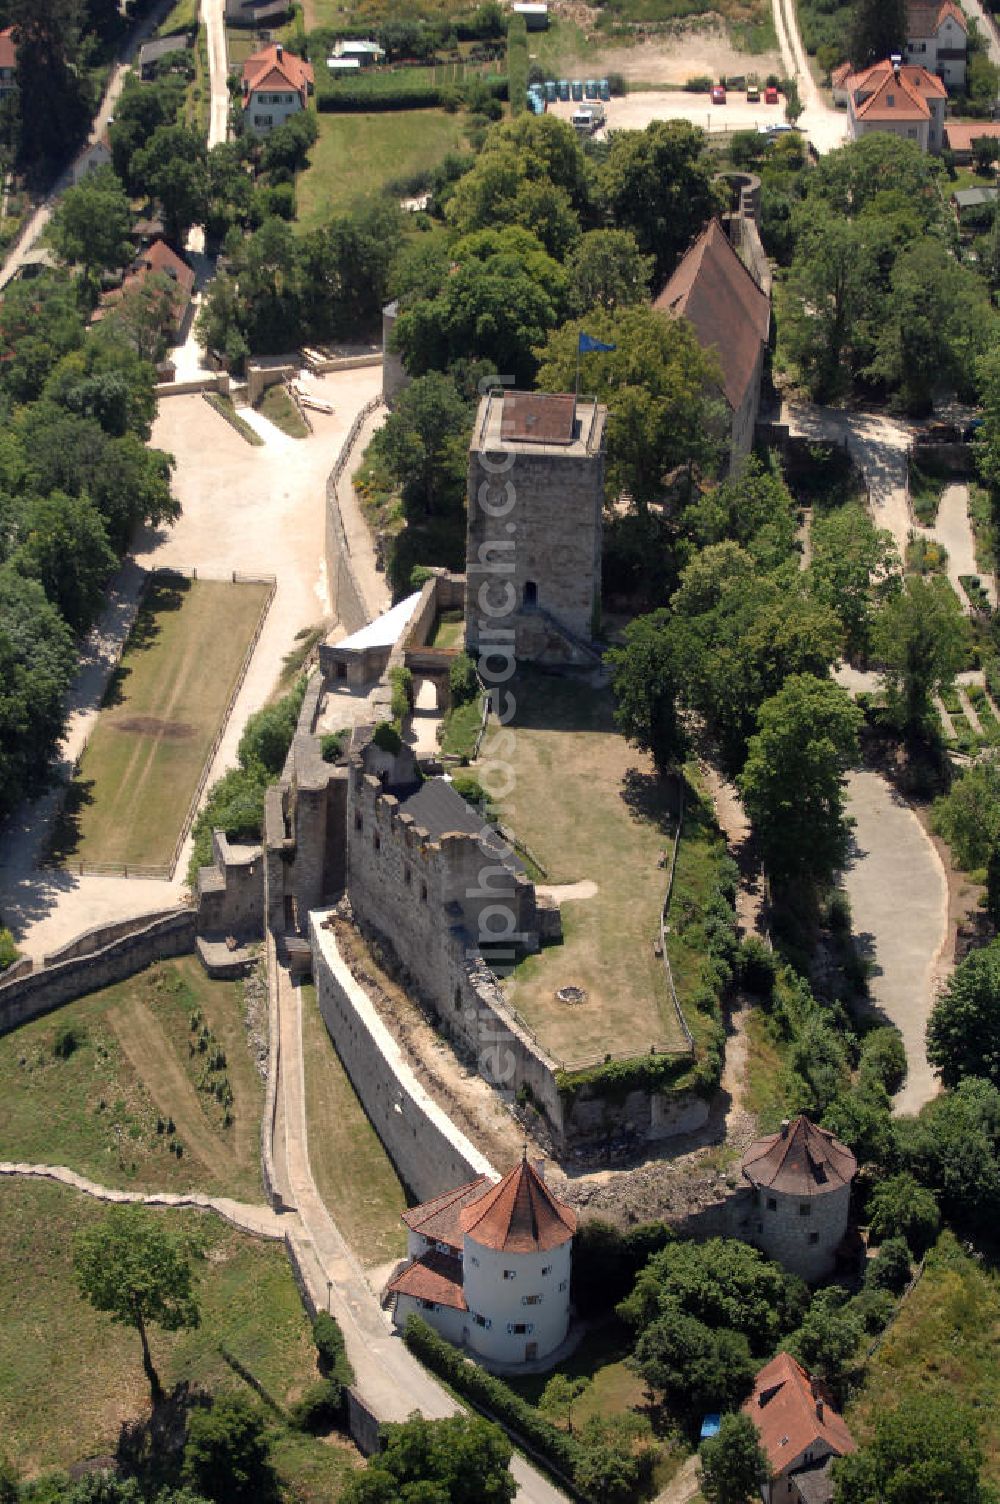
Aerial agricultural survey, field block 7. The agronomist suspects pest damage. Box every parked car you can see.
[711,84,726,103]
[746,82,760,101]
[765,83,779,103]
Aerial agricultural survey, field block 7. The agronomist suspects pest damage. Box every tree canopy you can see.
[699,1412,770,1504]
[833,1392,988,1504]
[340,1414,517,1504]
[927,940,1000,1091]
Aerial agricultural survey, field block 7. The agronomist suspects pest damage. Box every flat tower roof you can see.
[500,391,576,445]
[474,390,606,457]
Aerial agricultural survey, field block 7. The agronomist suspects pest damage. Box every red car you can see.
[710,84,726,103]
[764,84,779,103]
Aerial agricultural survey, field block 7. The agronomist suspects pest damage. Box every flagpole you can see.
[575,335,581,404]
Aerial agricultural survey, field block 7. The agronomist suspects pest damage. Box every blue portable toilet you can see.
[526,89,544,113]
[544,79,557,101]
[585,77,598,98]
[558,78,570,100]
[571,79,583,100]
[598,76,610,100]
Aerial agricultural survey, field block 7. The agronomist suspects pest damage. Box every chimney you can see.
[816,1398,825,1422]
[277,42,283,60]
[780,1118,790,1138]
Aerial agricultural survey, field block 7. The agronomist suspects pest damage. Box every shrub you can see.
[313,1311,354,1386]
[389,664,413,723]
[0,927,18,972]
[409,564,436,589]
[860,1027,907,1095]
[372,720,402,754]
[685,74,713,91]
[449,651,478,705]
[605,71,626,96]
[320,730,347,763]
[289,1379,342,1433]
[865,1235,912,1295]
[53,1022,86,1059]
[737,936,777,997]
[866,1172,941,1256]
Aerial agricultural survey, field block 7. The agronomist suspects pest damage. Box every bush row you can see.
[507,13,529,115]
[316,74,507,112]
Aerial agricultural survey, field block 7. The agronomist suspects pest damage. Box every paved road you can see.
[841,770,948,1115]
[771,0,848,153]
[963,0,1000,70]
[203,0,230,148]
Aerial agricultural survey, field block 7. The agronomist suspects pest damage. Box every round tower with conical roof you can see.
[459,1155,576,1365]
[740,1115,857,1281]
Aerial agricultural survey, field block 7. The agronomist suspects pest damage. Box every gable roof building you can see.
[241,42,313,134]
[906,0,968,87]
[743,1352,856,1504]
[836,58,947,152]
[652,218,771,471]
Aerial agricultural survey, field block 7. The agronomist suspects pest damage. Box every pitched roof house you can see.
[95,238,195,341]
[388,1157,577,1366]
[835,58,947,152]
[240,42,313,134]
[652,218,771,472]
[905,0,968,87]
[743,1352,856,1504]
[0,27,16,99]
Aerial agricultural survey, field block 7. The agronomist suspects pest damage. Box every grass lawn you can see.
[258,383,310,438]
[54,575,272,872]
[157,0,197,35]
[296,110,471,230]
[493,672,694,1063]
[439,694,482,758]
[0,957,264,1201]
[0,1178,356,1498]
[300,983,408,1267]
[427,609,464,649]
[909,462,946,526]
[847,1230,1000,1485]
[523,16,591,75]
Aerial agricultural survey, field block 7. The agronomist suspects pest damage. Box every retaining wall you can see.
[43,907,187,966]
[155,374,230,398]
[325,396,384,636]
[310,910,495,1202]
[0,910,197,1034]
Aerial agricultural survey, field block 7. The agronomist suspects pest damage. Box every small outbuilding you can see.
[740,1115,857,1281]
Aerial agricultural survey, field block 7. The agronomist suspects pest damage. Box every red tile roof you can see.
[652,218,770,414]
[459,1157,576,1254]
[241,43,313,101]
[388,1250,468,1310]
[401,1174,492,1251]
[743,1353,855,1477]
[129,238,195,298]
[845,59,945,122]
[945,121,1000,152]
[0,27,15,70]
[740,1115,857,1198]
[908,0,967,39]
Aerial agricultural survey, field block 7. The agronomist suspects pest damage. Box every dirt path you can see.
[109,999,239,1183]
[915,482,997,612]
[654,1454,700,1504]
[771,0,847,151]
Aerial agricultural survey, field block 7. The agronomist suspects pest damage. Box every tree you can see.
[858,1026,907,1096]
[872,575,968,739]
[538,1374,590,1434]
[8,0,93,176]
[73,1205,201,1403]
[574,1415,650,1504]
[49,167,133,296]
[182,1394,277,1504]
[782,77,802,125]
[14,488,116,631]
[632,1308,756,1416]
[370,371,471,519]
[893,1076,1000,1232]
[598,120,729,281]
[738,674,862,889]
[833,1392,988,1504]
[535,305,723,511]
[0,564,76,817]
[340,1414,517,1504]
[809,503,899,660]
[849,0,908,65]
[565,229,654,314]
[786,1288,863,1395]
[606,609,686,776]
[780,203,879,401]
[680,455,798,572]
[699,1412,770,1504]
[865,1235,912,1294]
[927,940,1000,1090]
[976,336,1000,495]
[865,1172,940,1255]
[130,124,208,242]
[935,759,1000,871]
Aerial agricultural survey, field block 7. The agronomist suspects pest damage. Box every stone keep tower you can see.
[465,390,607,664]
[740,1115,857,1282]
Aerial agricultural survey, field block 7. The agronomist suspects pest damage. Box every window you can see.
[506,1322,533,1335]
[469,1255,479,1267]
[523,580,538,608]
[355,812,363,832]
[420,1299,437,1311]
[373,830,380,851]
[558,1279,568,1292]
[809,1232,819,1245]
[767,1197,777,1211]
[473,1312,492,1329]
[541,1266,552,1276]
[421,881,428,903]
[503,1269,516,1281]
[887,92,895,105]
[404,864,411,886]
[799,1203,812,1218]
[522,1294,542,1306]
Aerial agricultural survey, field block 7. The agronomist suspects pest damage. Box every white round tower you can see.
[740,1115,857,1282]
[459,1156,576,1366]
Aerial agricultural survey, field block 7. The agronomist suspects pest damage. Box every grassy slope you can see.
[296,111,470,230]
[58,577,270,869]
[258,384,310,438]
[0,957,263,1201]
[300,983,408,1266]
[0,1179,355,1499]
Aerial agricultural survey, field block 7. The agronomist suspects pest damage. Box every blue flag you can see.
[578,332,617,354]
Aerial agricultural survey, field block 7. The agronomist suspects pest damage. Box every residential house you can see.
[0,27,16,102]
[387,1156,577,1367]
[72,131,113,185]
[652,217,771,472]
[95,238,195,343]
[743,1352,856,1504]
[138,32,193,80]
[835,58,947,152]
[240,42,313,135]
[905,0,968,88]
[944,119,1000,163]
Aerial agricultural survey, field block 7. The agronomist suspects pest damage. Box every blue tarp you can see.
[700,1414,721,1440]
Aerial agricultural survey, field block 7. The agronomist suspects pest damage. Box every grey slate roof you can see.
[394,778,524,873]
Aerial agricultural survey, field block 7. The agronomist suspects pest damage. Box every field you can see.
[494,673,708,1064]
[847,1231,1000,1485]
[54,575,271,872]
[0,1178,355,1498]
[0,957,264,1201]
[296,111,472,228]
[300,982,408,1267]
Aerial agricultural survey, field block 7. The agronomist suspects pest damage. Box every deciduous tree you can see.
[833,1392,987,1504]
[182,1394,277,1504]
[927,940,1000,1090]
[699,1412,770,1504]
[605,609,686,776]
[340,1414,517,1504]
[49,167,133,296]
[872,574,968,739]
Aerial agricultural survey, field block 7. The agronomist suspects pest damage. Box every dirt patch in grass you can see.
[52,576,272,871]
[0,958,263,1200]
[0,1178,355,1492]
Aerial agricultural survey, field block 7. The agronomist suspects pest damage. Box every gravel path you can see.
[916,482,997,611]
[841,769,948,1115]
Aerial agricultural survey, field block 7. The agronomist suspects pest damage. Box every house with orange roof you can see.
[905,0,967,88]
[652,218,771,473]
[838,58,947,153]
[0,27,16,102]
[240,41,313,135]
[387,1155,577,1366]
[742,1352,856,1504]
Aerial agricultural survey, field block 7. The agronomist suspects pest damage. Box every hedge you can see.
[555,1048,694,1107]
[403,1316,580,1484]
[507,13,528,115]
[316,72,508,112]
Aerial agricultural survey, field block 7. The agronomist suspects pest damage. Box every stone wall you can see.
[0,910,197,1035]
[310,911,495,1201]
[325,400,383,637]
[196,833,264,939]
[43,908,186,966]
